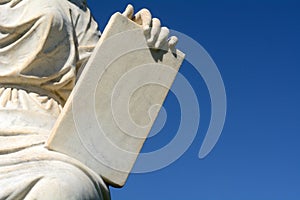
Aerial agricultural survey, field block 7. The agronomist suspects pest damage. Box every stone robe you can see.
[0,0,110,199]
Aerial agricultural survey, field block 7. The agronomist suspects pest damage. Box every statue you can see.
[0,1,180,199]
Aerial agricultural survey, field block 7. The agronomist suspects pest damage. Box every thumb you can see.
[122,4,134,19]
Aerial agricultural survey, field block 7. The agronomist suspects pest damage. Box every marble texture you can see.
[46,13,185,187]
[0,0,183,198]
[0,0,109,199]
[0,0,100,103]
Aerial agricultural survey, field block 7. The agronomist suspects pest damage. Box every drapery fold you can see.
[0,1,110,199]
[0,0,100,103]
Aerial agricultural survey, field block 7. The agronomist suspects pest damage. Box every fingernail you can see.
[147,36,154,43]
[154,42,160,49]
[143,25,150,32]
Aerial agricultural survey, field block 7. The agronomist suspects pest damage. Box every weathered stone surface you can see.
[46,13,185,187]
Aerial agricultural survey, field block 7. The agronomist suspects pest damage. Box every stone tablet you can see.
[46,12,185,187]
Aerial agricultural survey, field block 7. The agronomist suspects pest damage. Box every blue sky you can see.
[87,1,300,199]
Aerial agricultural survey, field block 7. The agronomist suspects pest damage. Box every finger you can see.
[134,8,152,33]
[168,36,178,48]
[122,4,134,19]
[154,27,170,49]
[147,18,161,46]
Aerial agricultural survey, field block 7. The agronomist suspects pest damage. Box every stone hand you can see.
[122,4,178,50]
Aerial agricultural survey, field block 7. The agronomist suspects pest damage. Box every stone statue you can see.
[0,1,179,199]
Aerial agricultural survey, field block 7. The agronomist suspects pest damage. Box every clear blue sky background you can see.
[87,1,300,199]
